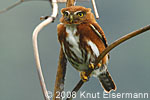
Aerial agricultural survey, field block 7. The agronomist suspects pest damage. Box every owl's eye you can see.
[63,11,69,17]
[77,12,84,17]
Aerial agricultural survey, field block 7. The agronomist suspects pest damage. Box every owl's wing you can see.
[90,23,108,48]
[57,23,66,43]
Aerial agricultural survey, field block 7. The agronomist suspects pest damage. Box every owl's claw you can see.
[97,63,102,68]
[80,63,102,82]
[89,63,95,69]
[89,63,102,69]
[80,72,89,82]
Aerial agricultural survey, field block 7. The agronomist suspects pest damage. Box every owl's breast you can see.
[66,25,82,60]
[61,25,89,71]
[61,24,101,71]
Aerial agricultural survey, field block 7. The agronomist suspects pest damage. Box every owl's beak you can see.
[69,15,73,23]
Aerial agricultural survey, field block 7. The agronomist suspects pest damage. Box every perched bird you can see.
[57,6,116,93]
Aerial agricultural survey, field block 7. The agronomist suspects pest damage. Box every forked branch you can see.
[66,25,150,100]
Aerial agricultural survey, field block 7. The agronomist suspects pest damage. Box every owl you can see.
[57,6,116,93]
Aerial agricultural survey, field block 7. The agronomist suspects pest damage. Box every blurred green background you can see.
[0,0,150,100]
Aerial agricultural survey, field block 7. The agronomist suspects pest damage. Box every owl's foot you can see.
[97,63,102,68]
[89,63,101,69]
[80,72,89,82]
[89,63,95,69]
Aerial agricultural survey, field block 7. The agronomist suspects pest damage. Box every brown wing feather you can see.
[90,22,108,48]
[57,23,66,43]
[90,22,110,59]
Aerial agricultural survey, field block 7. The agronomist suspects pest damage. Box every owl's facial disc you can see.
[62,11,86,24]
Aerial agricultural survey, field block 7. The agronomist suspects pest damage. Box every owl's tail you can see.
[98,70,116,93]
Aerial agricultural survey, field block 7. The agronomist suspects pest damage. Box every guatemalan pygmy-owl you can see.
[57,6,116,93]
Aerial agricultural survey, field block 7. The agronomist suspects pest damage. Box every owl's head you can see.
[60,6,96,25]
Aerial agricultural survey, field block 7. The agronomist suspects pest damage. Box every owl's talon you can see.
[89,63,95,69]
[80,72,89,82]
[97,63,102,68]
[89,63,102,69]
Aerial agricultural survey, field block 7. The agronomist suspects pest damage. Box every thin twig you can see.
[0,0,23,14]
[0,0,88,14]
[0,0,51,14]
[0,0,66,14]
[66,25,150,100]
[32,0,58,100]
[91,0,99,19]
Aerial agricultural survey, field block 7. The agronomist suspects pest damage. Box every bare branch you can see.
[33,17,54,100]
[91,0,99,19]
[67,25,150,100]
[32,0,58,100]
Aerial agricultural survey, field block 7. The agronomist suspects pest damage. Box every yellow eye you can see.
[77,12,84,17]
